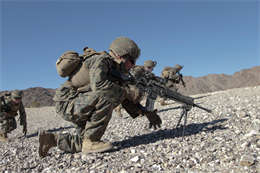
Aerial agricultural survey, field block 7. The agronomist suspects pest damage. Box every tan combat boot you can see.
[160,98,169,106]
[38,130,57,158]
[114,105,123,117]
[82,138,114,154]
[0,132,9,142]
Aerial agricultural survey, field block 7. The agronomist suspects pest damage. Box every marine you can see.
[160,64,184,105]
[0,89,27,142]
[38,36,162,157]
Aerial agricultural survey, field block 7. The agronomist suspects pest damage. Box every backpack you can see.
[161,66,174,78]
[55,47,107,87]
[0,93,11,113]
[55,47,97,78]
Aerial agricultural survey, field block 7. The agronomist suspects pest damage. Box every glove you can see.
[6,113,12,117]
[23,125,27,136]
[124,87,143,104]
[143,109,162,129]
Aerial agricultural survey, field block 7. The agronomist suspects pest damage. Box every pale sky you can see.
[1,0,259,91]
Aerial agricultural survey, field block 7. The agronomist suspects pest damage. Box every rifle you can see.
[178,73,186,91]
[109,69,212,140]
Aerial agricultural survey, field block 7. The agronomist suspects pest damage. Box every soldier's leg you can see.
[114,104,123,117]
[0,120,9,142]
[54,92,98,153]
[82,98,114,153]
[39,92,94,157]
[57,92,114,154]
[38,120,85,158]
[160,98,169,106]
[172,84,178,92]
[0,118,17,142]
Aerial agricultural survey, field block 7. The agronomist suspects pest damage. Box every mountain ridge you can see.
[1,65,259,108]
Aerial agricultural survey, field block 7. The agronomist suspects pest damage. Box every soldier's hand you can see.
[124,87,143,104]
[143,109,162,129]
[6,113,12,117]
[23,125,27,136]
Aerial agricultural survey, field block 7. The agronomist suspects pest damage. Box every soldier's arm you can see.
[88,55,125,103]
[131,66,143,79]
[169,70,180,82]
[19,102,27,126]
[121,99,143,118]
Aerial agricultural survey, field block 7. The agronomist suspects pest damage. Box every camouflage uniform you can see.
[131,65,146,79]
[160,65,183,105]
[0,93,27,140]
[131,65,156,101]
[52,49,143,153]
[114,60,157,117]
[161,67,179,91]
[39,37,161,157]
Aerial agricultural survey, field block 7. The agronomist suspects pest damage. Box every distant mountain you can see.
[0,87,57,108]
[178,66,260,95]
[1,66,259,107]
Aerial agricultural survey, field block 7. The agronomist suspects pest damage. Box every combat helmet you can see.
[109,37,141,62]
[174,64,183,70]
[11,89,24,99]
[143,60,157,68]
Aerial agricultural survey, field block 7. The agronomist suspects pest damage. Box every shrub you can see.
[31,100,41,108]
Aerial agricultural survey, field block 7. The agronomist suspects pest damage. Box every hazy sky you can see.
[1,0,259,91]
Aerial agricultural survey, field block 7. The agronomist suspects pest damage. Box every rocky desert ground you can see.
[0,85,260,173]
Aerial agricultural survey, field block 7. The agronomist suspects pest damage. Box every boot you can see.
[82,138,114,154]
[0,132,9,142]
[114,105,123,117]
[160,98,169,106]
[38,130,57,158]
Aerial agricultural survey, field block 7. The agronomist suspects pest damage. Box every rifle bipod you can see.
[172,104,191,141]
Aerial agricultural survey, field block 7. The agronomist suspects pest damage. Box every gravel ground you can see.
[0,86,260,173]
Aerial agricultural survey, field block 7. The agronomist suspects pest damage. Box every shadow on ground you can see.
[112,118,228,152]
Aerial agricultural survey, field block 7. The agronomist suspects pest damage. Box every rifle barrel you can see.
[193,103,212,113]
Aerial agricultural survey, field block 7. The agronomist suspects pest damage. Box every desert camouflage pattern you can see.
[130,65,154,103]
[131,65,145,79]
[109,37,140,58]
[143,60,156,68]
[0,95,27,134]
[161,67,179,91]
[53,51,142,153]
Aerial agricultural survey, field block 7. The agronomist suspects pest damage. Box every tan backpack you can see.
[161,66,174,78]
[55,47,106,87]
[55,47,97,78]
[56,51,81,78]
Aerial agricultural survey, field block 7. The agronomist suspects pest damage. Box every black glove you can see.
[23,125,27,136]
[143,109,162,129]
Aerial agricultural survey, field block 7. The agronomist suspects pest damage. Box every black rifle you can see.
[178,73,186,91]
[109,69,212,140]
